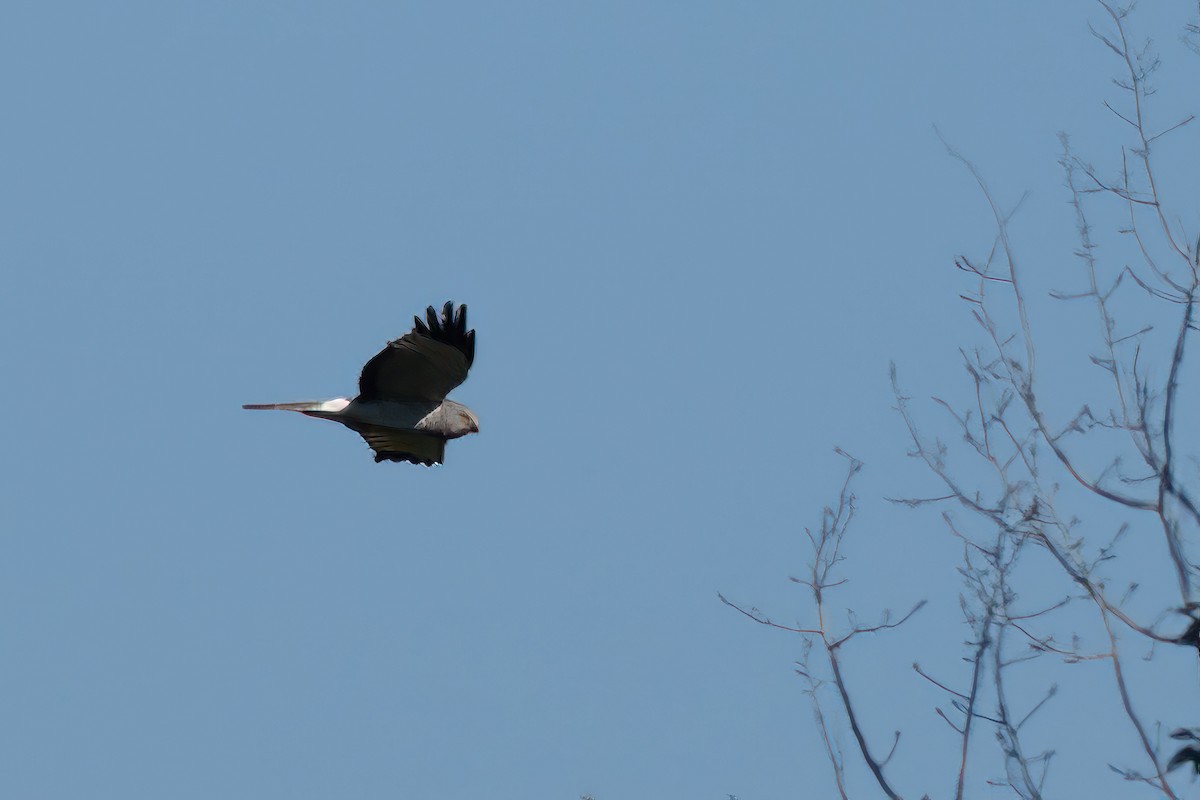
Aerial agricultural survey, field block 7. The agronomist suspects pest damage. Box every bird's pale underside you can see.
[243,301,479,466]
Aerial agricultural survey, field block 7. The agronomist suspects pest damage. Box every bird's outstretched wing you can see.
[341,420,448,465]
[358,301,475,402]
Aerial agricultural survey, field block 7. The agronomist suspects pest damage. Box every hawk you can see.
[243,301,479,465]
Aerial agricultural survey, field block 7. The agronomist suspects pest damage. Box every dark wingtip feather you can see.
[408,300,475,367]
[374,450,441,466]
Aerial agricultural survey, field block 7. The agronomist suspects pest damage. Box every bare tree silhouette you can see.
[726,4,1200,797]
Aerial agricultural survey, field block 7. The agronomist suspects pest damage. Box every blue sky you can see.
[3,2,1199,798]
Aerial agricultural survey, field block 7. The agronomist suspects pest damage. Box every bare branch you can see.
[1099,606,1179,798]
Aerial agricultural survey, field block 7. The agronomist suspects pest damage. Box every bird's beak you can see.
[470,416,480,433]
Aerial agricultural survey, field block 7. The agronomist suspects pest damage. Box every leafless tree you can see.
[725,3,1200,796]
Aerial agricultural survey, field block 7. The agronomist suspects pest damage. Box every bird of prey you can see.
[243,301,479,466]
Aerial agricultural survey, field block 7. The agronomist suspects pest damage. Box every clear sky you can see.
[3,2,1198,798]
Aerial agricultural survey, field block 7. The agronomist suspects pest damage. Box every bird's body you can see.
[243,302,479,465]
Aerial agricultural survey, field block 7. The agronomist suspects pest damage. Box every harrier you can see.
[243,301,479,465]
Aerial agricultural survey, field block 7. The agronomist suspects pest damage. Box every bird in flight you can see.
[244,301,479,465]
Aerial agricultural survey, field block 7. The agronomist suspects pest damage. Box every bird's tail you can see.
[242,399,351,413]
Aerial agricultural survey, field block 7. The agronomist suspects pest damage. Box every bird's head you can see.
[451,407,480,438]
[434,399,479,439]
